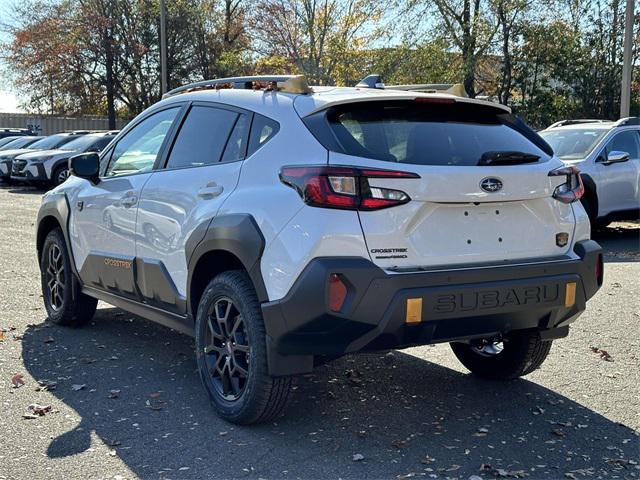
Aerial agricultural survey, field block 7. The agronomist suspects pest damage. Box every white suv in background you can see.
[35,75,603,424]
[540,118,640,226]
[11,131,118,187]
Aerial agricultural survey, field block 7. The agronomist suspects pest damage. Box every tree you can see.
[250,0,384,84]
[405,0,500,97]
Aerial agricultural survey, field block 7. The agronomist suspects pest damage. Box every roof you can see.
[159,84,511,120]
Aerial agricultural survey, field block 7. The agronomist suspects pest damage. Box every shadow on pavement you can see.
[21,308,638,479]
[592,222,639,263]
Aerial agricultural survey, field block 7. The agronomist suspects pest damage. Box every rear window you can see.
[317,101,550,166]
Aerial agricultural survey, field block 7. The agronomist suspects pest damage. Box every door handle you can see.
[121,195,138,208]
[197,182,224,199]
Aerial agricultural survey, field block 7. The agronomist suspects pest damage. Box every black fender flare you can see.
[36,192,83,299]
[185,214,268,315]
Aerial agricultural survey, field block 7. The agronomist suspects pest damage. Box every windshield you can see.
[29,134,77,150]
[539,129,607,160]
[322,101,550,166]
[62,135,111,152]
[0,136,40,151]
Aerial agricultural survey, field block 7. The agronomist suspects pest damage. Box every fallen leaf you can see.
[0,331,5,341]
[11,373,25,388]
[352,453,365,462]
[26,403,52,416]
[590,346,613,361]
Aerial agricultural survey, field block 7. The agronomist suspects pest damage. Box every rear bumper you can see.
[262,240,603,376]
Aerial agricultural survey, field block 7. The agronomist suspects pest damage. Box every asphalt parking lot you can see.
[0,183,638,480]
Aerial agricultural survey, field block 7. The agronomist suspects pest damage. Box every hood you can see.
[0,148,37,159]
[15,149,69,161]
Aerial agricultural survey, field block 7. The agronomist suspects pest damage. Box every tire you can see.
[450,330,552,380]
[52,164,69,187]
[40,228,97,327]
[195,270,292,424]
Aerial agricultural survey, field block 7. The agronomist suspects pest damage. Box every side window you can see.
[221,113,251,163]
[105,107,179,177]
[606,131,640,159]
[247,114,279,156]
[166,106,238,169]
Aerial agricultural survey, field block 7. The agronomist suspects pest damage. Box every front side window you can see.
[605,130,640,159]
[166,106,239,169]
[105,107,179,177]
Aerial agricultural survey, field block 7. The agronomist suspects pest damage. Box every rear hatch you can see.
[305,98,576,270]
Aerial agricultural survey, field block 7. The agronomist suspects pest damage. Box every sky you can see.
[0,0,21,112]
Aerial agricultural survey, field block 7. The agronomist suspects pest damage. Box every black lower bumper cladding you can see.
[262,240,603,376]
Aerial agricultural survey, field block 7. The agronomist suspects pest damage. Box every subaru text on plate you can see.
[35,75,603,424]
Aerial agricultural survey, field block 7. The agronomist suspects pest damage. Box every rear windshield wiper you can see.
[479,151,540,165]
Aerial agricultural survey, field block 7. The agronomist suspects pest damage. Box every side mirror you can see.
[69,152,100,183]
[600,150,630,165]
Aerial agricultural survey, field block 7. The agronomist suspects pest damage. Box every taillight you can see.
[548,166,584,203]
[279,166,419,211]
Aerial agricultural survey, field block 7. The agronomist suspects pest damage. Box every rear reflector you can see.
[405,298,423,324]
[565,282,577,307]
[595,254,603,285]
[328,274,348,312]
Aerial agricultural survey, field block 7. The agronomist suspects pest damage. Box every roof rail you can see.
[163,75,311,99]
[614,116,639,127]
[547,119,610,129]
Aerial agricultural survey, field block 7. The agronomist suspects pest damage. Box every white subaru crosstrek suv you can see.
[539,118,640,226]
[35,75,603,424]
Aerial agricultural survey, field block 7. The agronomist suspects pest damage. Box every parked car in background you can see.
[0,135,40,151]
[539,118,640,226]
[12,131,118,187]
[0,127,32,139]
[0,132,89,183]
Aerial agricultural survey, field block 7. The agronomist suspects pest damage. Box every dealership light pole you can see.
[160,0,168,95]
[620,0,634,118]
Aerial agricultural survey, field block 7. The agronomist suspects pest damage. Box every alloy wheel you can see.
[473,340,504,357]
[56,168,69,185]
[203,297,250,401]
[45,244,65,311]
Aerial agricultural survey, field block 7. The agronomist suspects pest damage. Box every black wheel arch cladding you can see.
[186,214,268,316]
[36,192,84,302]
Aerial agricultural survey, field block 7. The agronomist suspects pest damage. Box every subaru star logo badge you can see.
[480,177,503,193]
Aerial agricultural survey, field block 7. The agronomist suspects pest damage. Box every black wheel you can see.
[52,164,69,186]
[40,228,97,326]
[450,330,552,380]
[195,270,292,424]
